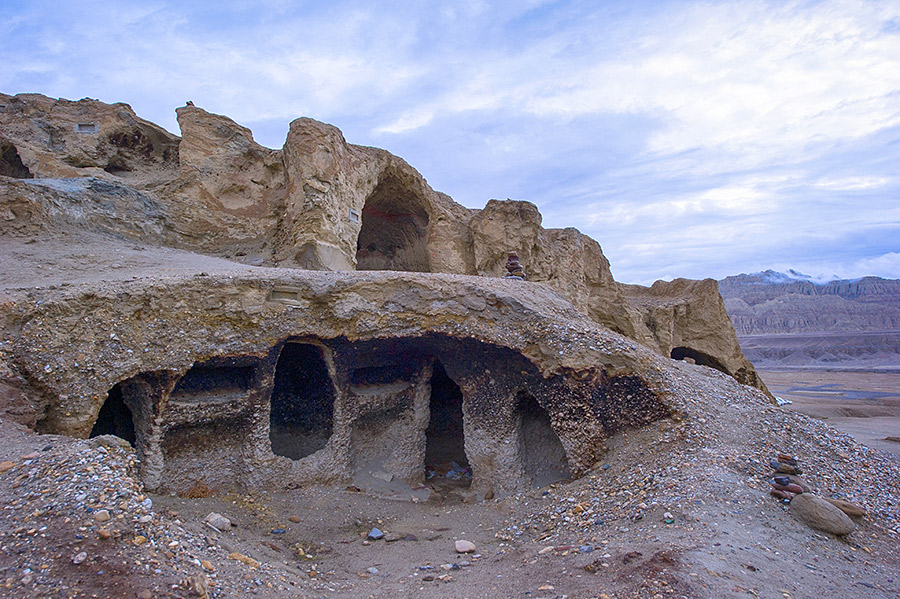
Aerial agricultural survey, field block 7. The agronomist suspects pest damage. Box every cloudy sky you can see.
[2,0,899,284]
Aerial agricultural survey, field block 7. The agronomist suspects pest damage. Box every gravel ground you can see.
[2,361,899,599]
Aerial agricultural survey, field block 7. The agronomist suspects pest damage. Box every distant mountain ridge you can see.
[719,270,900,335]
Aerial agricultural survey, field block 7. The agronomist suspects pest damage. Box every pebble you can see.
[228,552,261,568]
[94,509,111,522]
[367,527,384,540]
[288,515,301,523]
[97,528,112,539]
[204,512,232,530]
[72,551,87,564]
[455,539,476,553]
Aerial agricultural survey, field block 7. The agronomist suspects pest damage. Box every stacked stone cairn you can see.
[768,452,866,536]
[505,252,526,279]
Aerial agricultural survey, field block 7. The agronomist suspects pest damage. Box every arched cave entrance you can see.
[516,391,569,487]
[671,346,729,374]
[425,361,470,486]
[269,343,335,460]
[355,174,431,272]
[90,382,136,446]
[0,140,33,179]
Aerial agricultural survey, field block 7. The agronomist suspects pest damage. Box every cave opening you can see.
[171,361,255,401]
[516,391,570,487]
[671,346,729,374]
[424,361,470,486]
[0,141,33,179]
[355,174,430,272]
[90,383,136,446]
[269,343,335,460]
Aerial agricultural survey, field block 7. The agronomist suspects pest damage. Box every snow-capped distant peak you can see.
[756,269,840,285]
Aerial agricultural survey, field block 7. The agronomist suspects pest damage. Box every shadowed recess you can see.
[269,343,335,460]
[516,390,569,487]
[671,346,729,374]
[356,173,430,272]
[89,382,136,446]
[0,140,33,179]
[425,361,470,485]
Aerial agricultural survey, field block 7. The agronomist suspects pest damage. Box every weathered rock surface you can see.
[0,92,767,397]
[790,493,856,535]
[0,92,179,182]
[824,498,867,519]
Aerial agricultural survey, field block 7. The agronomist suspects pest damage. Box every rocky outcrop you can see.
[1,92,767,398]
[3,250,675,497]
[0,92,179,182]
[621,279,770,394]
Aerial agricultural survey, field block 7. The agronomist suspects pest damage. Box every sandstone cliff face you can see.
[468,200,636,338]
[0,93,179,182]
[0,92,766,397]
[621,279,770,394]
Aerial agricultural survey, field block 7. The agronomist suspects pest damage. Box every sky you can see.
[2,0,899,285]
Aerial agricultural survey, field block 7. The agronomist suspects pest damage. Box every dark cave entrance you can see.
[269,343,335,460]
[355,174,431,272]
[90,383,136,446]
[424,361,470,486]
[171,363,255,400]
[516,391,569,487]
[671,346,729,374]
[0,141,33,179]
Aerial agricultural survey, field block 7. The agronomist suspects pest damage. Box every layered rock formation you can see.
[719,270,900,369]
[1,92,773,495]
[720,270,900,335]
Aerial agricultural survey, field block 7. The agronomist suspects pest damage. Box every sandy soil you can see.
[758,369,900,455]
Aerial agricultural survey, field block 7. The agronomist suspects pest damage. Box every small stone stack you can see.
[769,453,804,501]
[767,452,866,536]
[505,253,526,279]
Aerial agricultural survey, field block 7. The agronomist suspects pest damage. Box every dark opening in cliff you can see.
[425,361,470,485]
[90,382,136,446]
[270,343,335,460]
[0,141,33,179]
[171,362,255,402]
[671,346,729,374]
[516,391,569,487]
[356,173,431,272]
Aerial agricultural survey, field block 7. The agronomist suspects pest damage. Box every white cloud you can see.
[812,176,892,190]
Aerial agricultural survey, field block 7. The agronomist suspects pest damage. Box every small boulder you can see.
[824,498,866,519]
[787,475,812,493]
[790,493,855,535]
